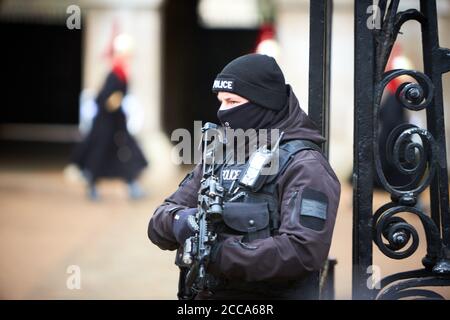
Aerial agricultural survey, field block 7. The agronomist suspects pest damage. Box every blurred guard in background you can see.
[70,33,148,200]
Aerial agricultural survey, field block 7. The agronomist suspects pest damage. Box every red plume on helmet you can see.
[253,23,280,59]
[103,20,129,83]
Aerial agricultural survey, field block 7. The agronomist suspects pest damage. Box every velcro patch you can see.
[299,188,328,231]
[301,199,327,220]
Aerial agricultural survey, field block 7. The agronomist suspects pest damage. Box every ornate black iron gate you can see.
[353,0,450,299]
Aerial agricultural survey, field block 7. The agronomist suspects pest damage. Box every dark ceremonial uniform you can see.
[71,65,147,183]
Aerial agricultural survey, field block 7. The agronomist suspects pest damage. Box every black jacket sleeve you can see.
[148,165,202,251]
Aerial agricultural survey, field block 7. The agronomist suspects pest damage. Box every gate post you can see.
[353,0,375,300]
[308,0,335,299]
[308,0,332,159]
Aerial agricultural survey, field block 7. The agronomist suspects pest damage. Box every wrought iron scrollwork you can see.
[372,268,450,300]
[354,0,450,300]
[373,204,440,262]
[377,277,450,300]
[373,70,437,200]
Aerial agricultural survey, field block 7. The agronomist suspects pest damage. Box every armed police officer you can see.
[148,54,341,299]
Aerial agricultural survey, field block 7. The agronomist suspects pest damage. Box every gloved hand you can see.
[172,208,199,244]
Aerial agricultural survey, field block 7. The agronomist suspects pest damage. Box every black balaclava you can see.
[217,102,273,131]
[212,54,287,112]
[213,54,289,162]
[217,100,290,131]
[213,53,288,131]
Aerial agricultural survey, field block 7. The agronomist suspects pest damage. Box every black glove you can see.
[172,208,198,244]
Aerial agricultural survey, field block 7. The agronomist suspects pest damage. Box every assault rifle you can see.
[181,122,225,295]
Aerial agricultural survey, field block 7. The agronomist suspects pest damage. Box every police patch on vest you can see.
[299,188,328,231]
[213,79,234,91]
[222,169,241,181]
[220,167,242,190]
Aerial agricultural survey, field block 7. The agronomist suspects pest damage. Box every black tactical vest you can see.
[216,139,322,243]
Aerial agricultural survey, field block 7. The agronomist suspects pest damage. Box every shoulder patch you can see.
[299,187,328,231]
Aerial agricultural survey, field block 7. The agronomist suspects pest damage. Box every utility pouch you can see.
[222,202,270,242]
